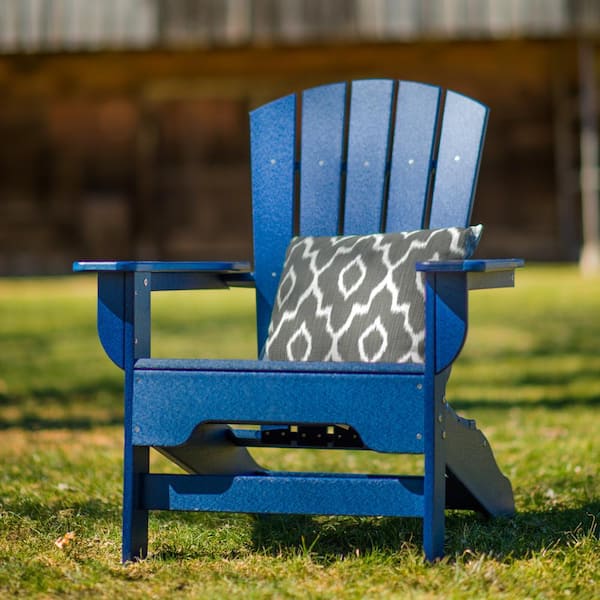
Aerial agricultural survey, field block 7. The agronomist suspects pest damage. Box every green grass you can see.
[0,266,598,598]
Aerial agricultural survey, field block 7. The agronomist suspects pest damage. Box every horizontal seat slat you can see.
[134,358,424,375]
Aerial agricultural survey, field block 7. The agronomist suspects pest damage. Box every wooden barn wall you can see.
[0,40,584,274]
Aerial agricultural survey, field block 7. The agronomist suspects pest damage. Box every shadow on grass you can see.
[1,496,120,524]
[450,360,600,411]
[451,395,600,411]
[0,414,123,430]
[251,513,422,561]
[0,379,123,430]
[122,497,599,562]
[445,501,599,559]
[249,502,599,562]
[0,378,122,406]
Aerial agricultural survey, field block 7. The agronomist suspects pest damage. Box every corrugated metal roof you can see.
[0,0,599,54]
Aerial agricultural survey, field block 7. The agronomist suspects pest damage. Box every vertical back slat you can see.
[343,79,395,234]
[250,93,297,352]
[428,91,489,229]
[386,82,441,232]
[299,82,348,235]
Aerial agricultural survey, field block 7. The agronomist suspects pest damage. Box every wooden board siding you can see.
[0,39,586,273]
[1,0,598,53]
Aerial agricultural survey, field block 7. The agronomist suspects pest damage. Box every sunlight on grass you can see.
[0,266,599,598]
[150,287,257,359]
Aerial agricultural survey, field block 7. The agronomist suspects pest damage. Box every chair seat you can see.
[132,358,426,453]
[134,358,424,375]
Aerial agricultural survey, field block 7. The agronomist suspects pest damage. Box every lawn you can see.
[0,266,598,598]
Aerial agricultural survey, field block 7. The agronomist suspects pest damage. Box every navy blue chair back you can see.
[250,80,488,351]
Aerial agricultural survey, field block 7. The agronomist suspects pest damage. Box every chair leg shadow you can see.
[251,514,424,560]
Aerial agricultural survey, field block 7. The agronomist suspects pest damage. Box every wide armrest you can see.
[415,258,524,273]
[73,260,254,291]
[416,258,524,291]
[73,260,250,273]
[419,259,523,373]
[76,260,253,369]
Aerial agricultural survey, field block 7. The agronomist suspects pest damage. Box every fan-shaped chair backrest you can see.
[250,79,488,351]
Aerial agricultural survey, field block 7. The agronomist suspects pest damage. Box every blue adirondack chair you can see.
[74,79,523,562]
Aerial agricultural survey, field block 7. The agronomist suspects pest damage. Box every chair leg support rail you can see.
[141,473,425,517]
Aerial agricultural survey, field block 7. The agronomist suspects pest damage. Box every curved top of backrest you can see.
[250,79,488,350]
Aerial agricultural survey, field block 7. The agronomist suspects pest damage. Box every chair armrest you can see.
[74,260,253,368]
[73,260,250,272]
[73,261,254,291]
[415,258,524,272]
[416,259,524,290]
[419,259,524,373]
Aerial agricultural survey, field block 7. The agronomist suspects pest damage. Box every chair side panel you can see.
[300,82,347,235]
[343,79,395,234]
[386,82,441,232]
[428,91,489,229]
[250,94,297,352]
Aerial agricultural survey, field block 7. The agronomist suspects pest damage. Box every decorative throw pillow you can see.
[264,225,482,364]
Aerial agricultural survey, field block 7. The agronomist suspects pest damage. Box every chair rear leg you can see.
[122,445,149,562]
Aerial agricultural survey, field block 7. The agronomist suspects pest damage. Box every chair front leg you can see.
[122,272,151,562]
[423,368,449,562]
[423,269,461,561]
[122,443,150,562]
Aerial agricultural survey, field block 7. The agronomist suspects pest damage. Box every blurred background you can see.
[1,0,599,275]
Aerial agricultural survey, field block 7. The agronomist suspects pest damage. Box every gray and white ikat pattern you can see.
[265,225,482,364]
